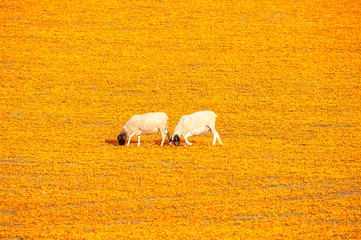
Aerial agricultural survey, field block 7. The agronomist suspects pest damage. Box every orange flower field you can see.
[1,0,360,238]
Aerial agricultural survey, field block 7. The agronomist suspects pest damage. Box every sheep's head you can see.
[117,131,127,145]
[171,134,181,146]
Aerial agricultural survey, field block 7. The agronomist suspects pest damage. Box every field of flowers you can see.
[1,0,360,238]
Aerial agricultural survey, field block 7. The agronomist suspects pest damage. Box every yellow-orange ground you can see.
[1,0,360,238]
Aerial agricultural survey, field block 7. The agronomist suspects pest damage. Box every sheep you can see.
[170,111,222,146]
[117,112,170,147]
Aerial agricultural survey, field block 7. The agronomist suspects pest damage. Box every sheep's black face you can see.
[172,134,181,146]
[117,133,127,146]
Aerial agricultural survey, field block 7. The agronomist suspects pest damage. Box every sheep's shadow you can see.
[105,139,119,146]
[105,139,173,146]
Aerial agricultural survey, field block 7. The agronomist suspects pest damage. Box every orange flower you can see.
[0,0,360,238]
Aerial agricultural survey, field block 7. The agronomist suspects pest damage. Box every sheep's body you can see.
[171,111,222,146]
[118,112,170,146]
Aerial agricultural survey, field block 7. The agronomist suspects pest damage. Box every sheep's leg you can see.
[137,135,141,146]
[209,126,222,145]
[184,137,187,146]
[164,122,171,145]
[212,131,222,145]
[159,128,170,146]
[160,137,165,146]
[184,133,193,146]
[216,131,222,144]
[127,132,135,146]
[160,132,165,146]
[166,132,171,144]
[158,128,166,146]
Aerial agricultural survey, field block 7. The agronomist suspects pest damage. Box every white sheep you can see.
[117,112,170,147]
[170,111,222,146]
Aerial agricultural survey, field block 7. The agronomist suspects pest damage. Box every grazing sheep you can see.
[117,112,170,147]
[170,111,222,146]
